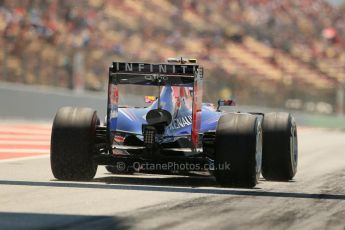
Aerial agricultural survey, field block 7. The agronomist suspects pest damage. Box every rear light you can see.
[144,126,156,145]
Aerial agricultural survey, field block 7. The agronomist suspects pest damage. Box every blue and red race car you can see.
[50,58,298,188]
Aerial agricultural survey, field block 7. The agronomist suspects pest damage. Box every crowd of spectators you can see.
[230,0,345,82]
[0,0,344,107]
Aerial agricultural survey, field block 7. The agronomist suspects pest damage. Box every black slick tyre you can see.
[51,107,98,181]
[262,112,298,181]
[215,113,262,188]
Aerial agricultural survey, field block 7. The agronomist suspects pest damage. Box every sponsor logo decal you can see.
[114,62,197,74]
[168,115,192,129]
[144,75,169,81]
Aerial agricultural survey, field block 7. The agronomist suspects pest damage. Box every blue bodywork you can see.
[115,86,222,140]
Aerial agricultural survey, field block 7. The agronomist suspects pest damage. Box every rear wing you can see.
[107,61,203,148]
[109,62,199,86]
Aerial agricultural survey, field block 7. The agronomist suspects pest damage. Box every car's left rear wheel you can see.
[51,106,98,181]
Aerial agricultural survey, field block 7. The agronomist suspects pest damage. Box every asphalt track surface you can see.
[0,122,345,230]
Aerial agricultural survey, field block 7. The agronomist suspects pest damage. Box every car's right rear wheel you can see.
[262,112,298,181]
[214,113,262,188]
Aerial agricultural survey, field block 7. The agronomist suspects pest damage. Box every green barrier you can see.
[299,114,345,129]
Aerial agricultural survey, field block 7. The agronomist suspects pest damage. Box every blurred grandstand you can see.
[0,0,344,114]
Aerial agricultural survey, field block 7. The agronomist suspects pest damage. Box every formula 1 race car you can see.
[50,58,298,188]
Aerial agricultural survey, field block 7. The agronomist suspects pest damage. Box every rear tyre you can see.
[51,107,98,181]
[262,112,298,181]
[215,113,262,188]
